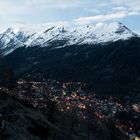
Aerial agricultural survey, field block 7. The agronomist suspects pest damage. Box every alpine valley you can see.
[0,21,140,96]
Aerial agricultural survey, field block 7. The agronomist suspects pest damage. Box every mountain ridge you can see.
[0,22,138,55]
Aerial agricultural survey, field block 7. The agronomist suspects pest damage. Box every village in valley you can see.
[0,79,140,140]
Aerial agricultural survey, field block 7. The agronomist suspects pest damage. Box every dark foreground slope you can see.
[0,93,52,140]
[5,37,140,95]
[0,92,129,140]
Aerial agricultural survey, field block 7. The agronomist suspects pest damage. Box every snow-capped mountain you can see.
[26,22,137,47]
[1,22,140,96]
[0,22,138,55]
[0,28,31,55]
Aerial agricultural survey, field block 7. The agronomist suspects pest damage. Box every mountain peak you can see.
[2,27,15,34]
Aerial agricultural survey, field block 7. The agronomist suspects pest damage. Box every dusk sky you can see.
[0,0,140,33]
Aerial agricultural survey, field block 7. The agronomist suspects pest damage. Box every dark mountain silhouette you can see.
[3,37,140,95]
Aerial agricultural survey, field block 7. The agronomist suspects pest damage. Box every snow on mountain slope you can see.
[25,22,137,47]
[0,22,138,55]
[0,28,31,55]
